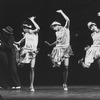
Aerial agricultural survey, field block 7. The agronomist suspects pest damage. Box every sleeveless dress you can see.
[19,33,38,64]
[50,27,73,66]
[84,30,100,67]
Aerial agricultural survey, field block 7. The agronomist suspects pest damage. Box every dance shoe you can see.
[63,84,68,91]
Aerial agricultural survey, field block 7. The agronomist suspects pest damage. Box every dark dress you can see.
[0,47,8,88]
[0,33,9,88]
[0,32,20,87]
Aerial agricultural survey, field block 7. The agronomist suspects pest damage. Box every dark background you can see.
[1,0,100,86]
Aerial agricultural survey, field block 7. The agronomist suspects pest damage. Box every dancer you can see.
[15,16,40,91]
[2,26,21,89]
[45,10,73,91]
[79,22,100,68]
[0,32,9,89]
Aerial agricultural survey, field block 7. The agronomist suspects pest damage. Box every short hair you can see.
[87,22,96,29]
[21,20,33,29]
[50,21,61,28]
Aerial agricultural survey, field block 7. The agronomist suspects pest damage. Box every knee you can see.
[63,66,68,71]
[65,65,68,69]
[64,62,69,67]
[31,67,34,71]
[64,58,69,65]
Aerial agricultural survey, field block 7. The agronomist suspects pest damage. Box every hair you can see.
[87,22,96,30]
[50,24,61,29]
[21,19,33,29]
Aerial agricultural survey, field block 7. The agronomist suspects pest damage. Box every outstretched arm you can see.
[45,41,58,46]
[56,10,70,28]
[28,16,40,33]
[14,36,25,45]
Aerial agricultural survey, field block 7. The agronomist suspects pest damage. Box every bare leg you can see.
[30,58,35,92]
[63,58,69,91]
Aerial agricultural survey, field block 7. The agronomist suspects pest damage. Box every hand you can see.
[13,43,20,51]
[28,16,36,20]
[56,9,63,13]
[84,45,90,51]
[97,12,100,16]
[22,32,25,36]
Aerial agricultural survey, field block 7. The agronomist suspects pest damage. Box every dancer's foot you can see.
[78,58,83,64]
[30,86,35,92]
[78,58,89,68]
[52,62,57,67]
[63,84,68,91]
[11,87,16,89]
[0,87,2,89]
[15,86,21,89]
[48,54,51,57]
[82,62,89,68]
[12,86,21,90]
[52,62,61,67]
[30,88,35,92]
[57,62,61,67]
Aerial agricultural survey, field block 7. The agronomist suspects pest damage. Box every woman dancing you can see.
[45,10,73,91]
[15,16,40,91]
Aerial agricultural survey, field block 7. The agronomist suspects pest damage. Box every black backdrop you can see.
[0,0,100,86]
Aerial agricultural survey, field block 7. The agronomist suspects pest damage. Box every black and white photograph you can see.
[0,0,100,100]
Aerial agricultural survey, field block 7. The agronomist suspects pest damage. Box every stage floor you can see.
[0,86,100,100]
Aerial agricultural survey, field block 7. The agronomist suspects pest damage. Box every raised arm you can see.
[56,10,70,28]
[28,16,40,33]
[97,12,100,16]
